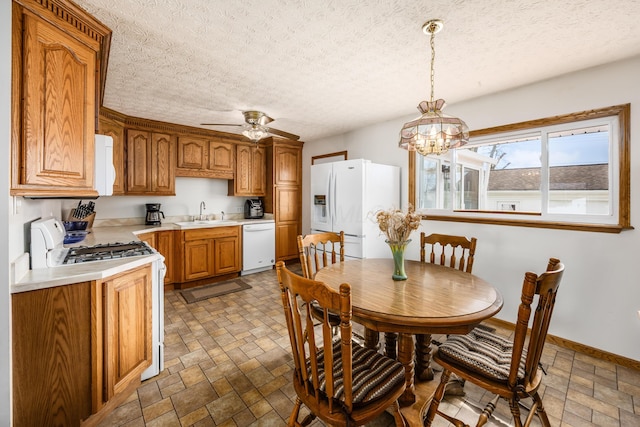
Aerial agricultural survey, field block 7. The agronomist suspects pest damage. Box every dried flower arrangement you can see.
[374,206,421,242]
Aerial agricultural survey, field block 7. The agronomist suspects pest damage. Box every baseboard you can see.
[484,318,640,371]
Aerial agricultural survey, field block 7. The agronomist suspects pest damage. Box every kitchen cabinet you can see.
[138,231,175,287]
[176,136,234,179]
[265,139,304,261]
[98,110,126,195]
[177,226,241,284]
[12,264,153,426]
[10,1,111,197]
[228,143,266,196]
[12,282,93,426]
[126,129,176,195]
[102,265,152,401]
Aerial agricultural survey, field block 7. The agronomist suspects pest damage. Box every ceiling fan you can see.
[201,111,300,142]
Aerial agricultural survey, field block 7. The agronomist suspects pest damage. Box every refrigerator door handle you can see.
[332,171,338,226]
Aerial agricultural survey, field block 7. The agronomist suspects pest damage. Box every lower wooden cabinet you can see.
[139,230,174,285]
[12,282,93,426]
[12,264,153,426]
[102,265,152,400]
[177,226,241,283]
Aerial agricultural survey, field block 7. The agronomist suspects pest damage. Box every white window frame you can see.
[408,104,631,233]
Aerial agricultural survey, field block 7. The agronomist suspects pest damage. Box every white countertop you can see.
[12,218,275,294]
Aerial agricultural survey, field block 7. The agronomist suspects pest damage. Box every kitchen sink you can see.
[174,220,239,228]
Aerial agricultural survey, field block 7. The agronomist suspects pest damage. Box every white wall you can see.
[1,0,12,421]
[61,178,251,223]
[302,56,640,362]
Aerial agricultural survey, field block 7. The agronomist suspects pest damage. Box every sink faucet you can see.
[199,201,206,219]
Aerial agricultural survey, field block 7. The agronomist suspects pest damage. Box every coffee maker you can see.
[145,203,165,225]
[244,198,264,219]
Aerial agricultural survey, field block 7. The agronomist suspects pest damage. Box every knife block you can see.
[67,210,96,229]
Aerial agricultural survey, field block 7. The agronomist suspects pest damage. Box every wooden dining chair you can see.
[276,261,407,427]
[415,232,478,380]
[297,231,345,330]
[424,258,565,427]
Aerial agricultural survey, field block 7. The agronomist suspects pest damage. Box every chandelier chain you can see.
[429,24,436,103]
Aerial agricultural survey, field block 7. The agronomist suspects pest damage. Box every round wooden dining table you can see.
[315,258,503,425]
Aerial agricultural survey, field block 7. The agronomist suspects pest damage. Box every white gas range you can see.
[29,217,165,381]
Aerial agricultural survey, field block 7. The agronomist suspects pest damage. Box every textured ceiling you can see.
[75,0,640,142]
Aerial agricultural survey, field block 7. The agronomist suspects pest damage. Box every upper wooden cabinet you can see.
[98,112,126,195]
[273,145,302,186]
[10,1,111,197]
[176,136,234,179]
[228,143,266,196]
[126,129,176,195]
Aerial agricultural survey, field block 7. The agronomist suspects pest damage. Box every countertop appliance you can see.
[145,203,165,226]
[241,221,275,275]
[29,217,165,381]
[244,198,264,219]
[310,159,400,259]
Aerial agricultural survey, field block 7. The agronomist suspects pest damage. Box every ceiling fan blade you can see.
[265,126,300,141]
[200,123,243,127]
[264,127,300,141]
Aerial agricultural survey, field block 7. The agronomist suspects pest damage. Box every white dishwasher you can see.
[242,221,276,275]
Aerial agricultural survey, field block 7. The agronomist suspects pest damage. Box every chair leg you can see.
[530,391,551,427]
[288,397,303,426]
[389,400,408,427]
[423,369,451,427]
[477,395,499,427]
[508,398,524,427]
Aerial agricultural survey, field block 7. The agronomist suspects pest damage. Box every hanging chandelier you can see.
[399,19,468,156]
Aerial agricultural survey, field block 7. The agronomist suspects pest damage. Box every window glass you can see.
[409,104,630,232]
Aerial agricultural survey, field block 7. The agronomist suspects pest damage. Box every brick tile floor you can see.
[98,265,640,426]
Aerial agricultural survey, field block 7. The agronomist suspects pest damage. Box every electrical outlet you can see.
[234,206,243,213]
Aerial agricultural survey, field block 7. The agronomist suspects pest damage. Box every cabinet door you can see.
[126,129,152,193]
[274,146,302,185]
[234,144,253,195]
[183,239,215,281]
[176,136,208,170]
[12,282,93,426]
[275,186,301,261]
[98,116,126,195]
[276,222,300,262]
[214,236,240,274]
[156,231,174,285]
[17,12,96,194]
[251,146,267,195]
[103,265,152,401]
[151,132,175,194]
[209,139,234,178]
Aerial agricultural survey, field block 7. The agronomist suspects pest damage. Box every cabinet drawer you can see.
[182,226,240,242]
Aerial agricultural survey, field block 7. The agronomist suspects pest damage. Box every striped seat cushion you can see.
[308,341,405,407]
[437,327,527,381]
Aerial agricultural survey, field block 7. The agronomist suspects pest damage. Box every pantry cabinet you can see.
[228,143,266,196]
[10,1,111,197]
[12,264,153,426]
[177,226,241,284]
[126,129,176,195]
[265,139,303,261]
[176,136,234,179]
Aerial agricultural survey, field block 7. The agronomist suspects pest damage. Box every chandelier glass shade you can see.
[399,20,468,156]
[242,124,269,142]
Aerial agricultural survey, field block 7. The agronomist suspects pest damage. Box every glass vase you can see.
[386,239,410,281]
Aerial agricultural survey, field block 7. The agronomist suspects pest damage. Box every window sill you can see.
[422,213,633,233]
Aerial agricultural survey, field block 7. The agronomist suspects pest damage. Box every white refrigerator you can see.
[310,159,400,259]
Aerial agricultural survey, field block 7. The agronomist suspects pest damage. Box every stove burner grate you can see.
[64,241,155,264]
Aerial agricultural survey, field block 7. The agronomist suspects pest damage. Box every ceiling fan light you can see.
[242,125,269,142]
